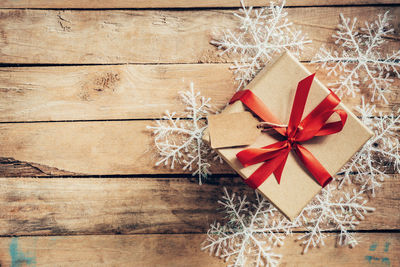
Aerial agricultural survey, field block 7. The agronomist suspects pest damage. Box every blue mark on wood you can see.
[384,242,390,252]
[9,237,36,267]
[369,242,378,251]
[365,255,391,265]
[365,255,380,263]
[382,257,390,265]
[365,240,392,265]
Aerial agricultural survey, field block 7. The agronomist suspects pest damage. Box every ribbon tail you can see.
[294,144,332,187]
[236,141,289,167]
[273,150,290,184]
[244,150,290,189]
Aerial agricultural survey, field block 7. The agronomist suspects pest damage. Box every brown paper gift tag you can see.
[203,51,373,221]
[207,112,261,149]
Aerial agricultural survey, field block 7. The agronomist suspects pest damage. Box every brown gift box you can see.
[204,52,373,220]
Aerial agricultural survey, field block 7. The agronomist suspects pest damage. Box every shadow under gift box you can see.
[203,51,373,221]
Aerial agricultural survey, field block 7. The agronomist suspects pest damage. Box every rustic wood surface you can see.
[0,0,399,8]
[0,233,398,267]
[0,177,398,236]
[1,119,399,176]
[0,64,398,122]
[0,0,399,266]
[0,7,399,64]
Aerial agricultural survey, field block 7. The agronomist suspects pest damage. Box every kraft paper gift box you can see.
[204,52,373,221]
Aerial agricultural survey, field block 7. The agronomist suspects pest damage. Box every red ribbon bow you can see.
[229,73,347,189]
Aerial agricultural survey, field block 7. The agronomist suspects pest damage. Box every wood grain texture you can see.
[0,177,397,236]
[0,63,398,122]
[1,119,399,176]
[0,233,398,267]
[0,177,238,236]
[0,0,398,8]
[0,157,77,177]
[0,2,397,266]
[0,64,237,122]
[277,233,399,267]
[0,120,233,175]
[0,7,398,64]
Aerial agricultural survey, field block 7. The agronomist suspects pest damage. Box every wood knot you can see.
[79,71,121,101]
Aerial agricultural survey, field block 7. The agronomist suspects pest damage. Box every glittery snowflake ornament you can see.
[147,83,216,184]
[212,0,311,89]
[338,98,400,195]
[312,12,400,104]
[296,184,375,253]
[202,185,375,266]
[202,188,293,267]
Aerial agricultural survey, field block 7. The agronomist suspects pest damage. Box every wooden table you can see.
[0,1,399,266]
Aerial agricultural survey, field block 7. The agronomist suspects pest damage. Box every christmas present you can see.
[204,52,373,220]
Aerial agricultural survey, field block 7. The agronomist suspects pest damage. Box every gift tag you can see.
[207,111,260,149]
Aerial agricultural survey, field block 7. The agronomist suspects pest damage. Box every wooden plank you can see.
[0,0,398,9]
[0,64,236,122]
[0,7,398,64]
[277,233,399,266]
[0,233,398,267]
[0,120,233,175]
[0,177,397,236]
[0,177,237,236]
[0,63,398,122]
[1,117,398,176]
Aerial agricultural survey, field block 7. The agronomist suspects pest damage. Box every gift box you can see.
[204,52,373,220]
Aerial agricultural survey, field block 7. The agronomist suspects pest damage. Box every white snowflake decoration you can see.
[202,185,374,266]
[202,188,294,267]
[338,98,400,195]
[296,184,375,253]
[212,0,311,89]
[147,83,215,184]
[312,12,400,103]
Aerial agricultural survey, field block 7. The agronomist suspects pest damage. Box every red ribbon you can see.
[229,73,347,189]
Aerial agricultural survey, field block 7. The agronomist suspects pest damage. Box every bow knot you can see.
[230,74,347,189]
[287,137,296,145]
